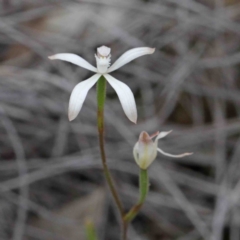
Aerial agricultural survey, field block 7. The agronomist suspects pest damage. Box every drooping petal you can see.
[107,47,155,73]
[68,74,101,121]
[157,148,193,158]
[49,53,97,72]
[104,74,137,123]
[156,130,172,141]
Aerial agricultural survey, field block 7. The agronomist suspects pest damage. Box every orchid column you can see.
[49,46,155,240]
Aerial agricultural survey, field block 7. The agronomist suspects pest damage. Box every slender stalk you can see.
[97,76,127,239]
[122,221,128,240]
[124,169,149,222]
[85,220,98,240]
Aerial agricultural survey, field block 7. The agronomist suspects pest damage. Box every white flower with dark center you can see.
[49,46,155,122]
[133,130,193,169]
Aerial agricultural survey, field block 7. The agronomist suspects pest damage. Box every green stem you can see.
[96,75,125,221]
[124,169,149,222]
[85,220,97,240]
[139,169,149,202]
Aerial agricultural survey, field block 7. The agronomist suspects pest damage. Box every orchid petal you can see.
[156,130,172,141]
[107,47,155,73]
[68,74,101,121]
[157,148,193,158]
[104,74,137,123]
[49,53,97,72]
[133,142,140,165]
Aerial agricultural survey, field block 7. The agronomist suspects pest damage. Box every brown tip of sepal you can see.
[139,131,151,143]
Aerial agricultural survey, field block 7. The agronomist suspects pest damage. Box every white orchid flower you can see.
[133,130,193,169]
[49,46,155,122]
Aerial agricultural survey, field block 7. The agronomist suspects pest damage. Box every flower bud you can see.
[133,130,193,169]
[133,131,158,169]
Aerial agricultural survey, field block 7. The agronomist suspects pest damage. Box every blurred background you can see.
[0,0,240,239]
